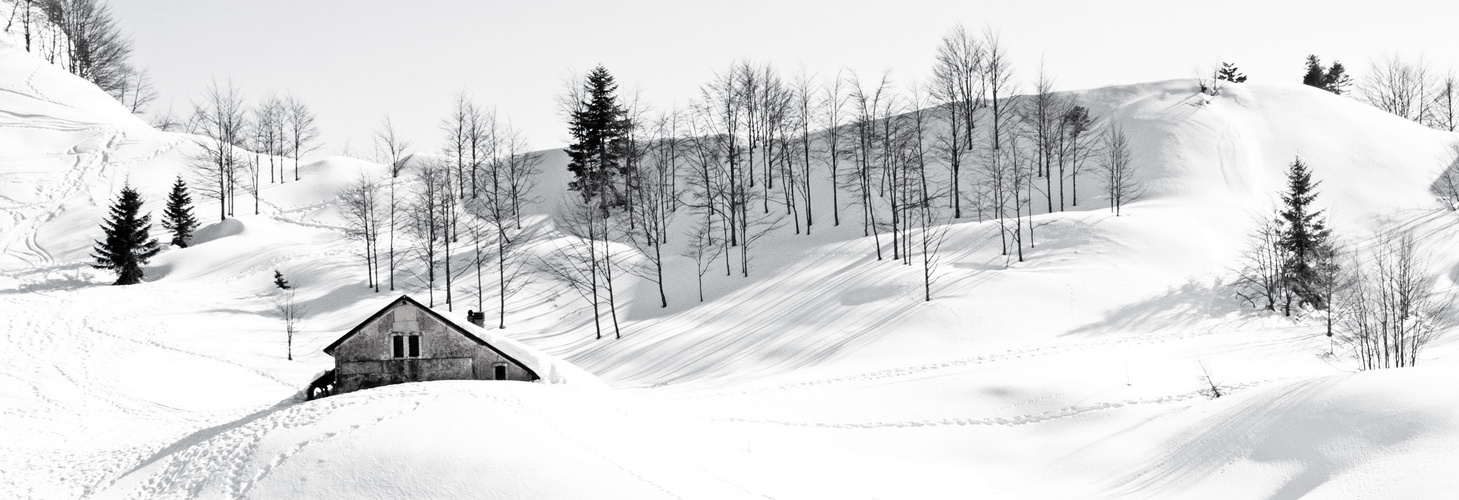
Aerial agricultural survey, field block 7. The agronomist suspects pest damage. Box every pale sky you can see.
[110,0,1459,158]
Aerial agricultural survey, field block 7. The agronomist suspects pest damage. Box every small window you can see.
[391,333,420,359]
[493,364,507,380]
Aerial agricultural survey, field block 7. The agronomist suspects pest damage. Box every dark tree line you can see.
[1301,55,1352,95]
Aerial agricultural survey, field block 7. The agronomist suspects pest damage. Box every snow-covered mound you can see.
[1037,367,1459,499]
[5,39,1459,499]
[93,382,746,500]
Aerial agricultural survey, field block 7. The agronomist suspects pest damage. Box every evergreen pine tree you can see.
[565,65,630,208]
[1323,62,1352,95]
[91,185,161,286]
[1302,55,1326,88]
[1218,62,1248,83]
[1299,55,1351,95]
[1278,157,1331,314]
[161,176,198,247]
[273,269,291,290]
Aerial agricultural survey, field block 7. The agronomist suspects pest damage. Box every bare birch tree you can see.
[1340,230,1454,369]
[285,95,321,181]
[339,174,384,291]
[192,78,248,222]
[374,116,414,291]
[1100,124,1139,216]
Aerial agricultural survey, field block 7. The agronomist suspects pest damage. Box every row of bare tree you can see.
[1361,54,1459,131]
[339,96,543,329]
[190,79,321,221]
[4,0,158,113]
[329,26,1144,340]
[530,25,1143,342]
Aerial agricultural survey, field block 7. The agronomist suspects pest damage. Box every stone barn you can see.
[317,295,540,397]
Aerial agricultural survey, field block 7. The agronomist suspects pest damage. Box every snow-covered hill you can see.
[4,40,1459,499]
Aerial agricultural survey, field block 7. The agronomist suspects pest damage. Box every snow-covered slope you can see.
[4,37,1459,499]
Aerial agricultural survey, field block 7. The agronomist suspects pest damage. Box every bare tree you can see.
[114,66,156,114]
[1312,239,1349,351]
[625,110,682,308]
[285,95,321,181]
[464,186,534,328]
[1429,70,1458,132]
[441,92,473,199]
[1100,124,1138,216]
[500,124,542,229]
[1022,62,1069,214]
[374,117,414,291]
[791,68,817,233]
[683,107,731,280]
[848,70,891,259]
[931,23,984,219]
[272,284,304,361]
[1005,132,1031,262]
[191,78,248,222]
[682,217,723,303]
[243,143,261,215]
[407,159,450,307]
[1340,230,1454,369]
[14,0,37,53]
[981,27,1018,254]
[541,195,611,339]
[1234,214,1289,311]
[822,71,849,227]
[43,0,135,98]
[1058,105,1097,208]
[1361,53,1435,123]
[252,95,284,184]
[338,174,384,291]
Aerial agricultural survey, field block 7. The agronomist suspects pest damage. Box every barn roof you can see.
[322,295,540,380]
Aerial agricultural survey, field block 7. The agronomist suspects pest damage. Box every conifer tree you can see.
[1278,157,1332,314]
[161,176,198,247]
[91,185,161,285]
[1300,55,1352,95]
[565,65,630,207]
[1302,55,1326,88]
[1323,62,1352,95]
[1218,62,1248,83]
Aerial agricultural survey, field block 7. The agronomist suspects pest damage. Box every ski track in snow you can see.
[0,292,199,499]
[115,388,697,500]
[693,328,1228,399]
[717,379,1285,430]
[117,390,434,500]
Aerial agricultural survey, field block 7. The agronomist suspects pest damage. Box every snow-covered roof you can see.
[323,294,585,385]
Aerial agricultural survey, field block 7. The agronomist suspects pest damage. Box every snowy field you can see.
[5,38,1459,500]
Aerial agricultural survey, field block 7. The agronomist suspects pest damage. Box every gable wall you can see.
[332,300,536,393]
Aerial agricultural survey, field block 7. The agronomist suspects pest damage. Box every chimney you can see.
[466,310,485,328]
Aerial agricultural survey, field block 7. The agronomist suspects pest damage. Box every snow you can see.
[4,40,1459,500]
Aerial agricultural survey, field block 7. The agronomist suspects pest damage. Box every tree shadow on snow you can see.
[1064,279,1257,337]
[0,262,101,295]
